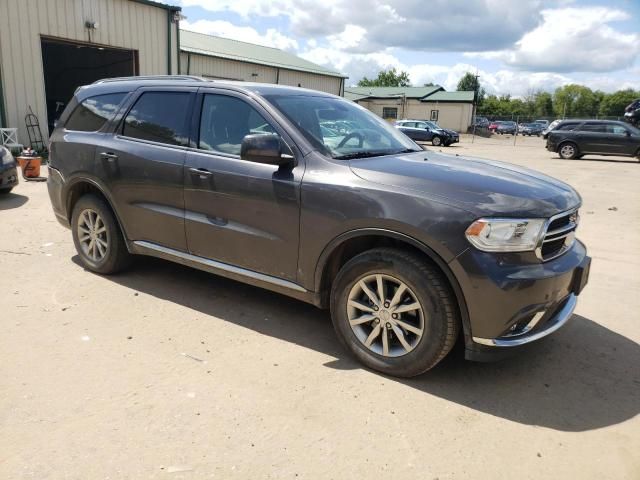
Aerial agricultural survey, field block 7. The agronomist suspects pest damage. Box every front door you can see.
[97,87,196,251]
[183,90,303,281]
[606,123,636,155]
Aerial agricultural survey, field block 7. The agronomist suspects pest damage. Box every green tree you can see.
[533,91,553,117]
[598,89,640,116]
[480,94,513,116]
[457,72,485,104]
[358,68,411,87]
[553,84,599,117]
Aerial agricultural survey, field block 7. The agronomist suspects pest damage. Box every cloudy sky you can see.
[177,0,640,96]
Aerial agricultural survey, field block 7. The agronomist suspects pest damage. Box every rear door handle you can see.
[189,167,213,179]
[100,152,118,162]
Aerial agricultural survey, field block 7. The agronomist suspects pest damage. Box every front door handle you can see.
[189,167,213,179]
[100,152,118,162]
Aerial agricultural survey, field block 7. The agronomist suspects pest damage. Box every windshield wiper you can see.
[333,151,389,160]
[333,149,420,160]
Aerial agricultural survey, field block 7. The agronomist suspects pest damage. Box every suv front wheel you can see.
[71,194,131,274]
[330,248,459,377]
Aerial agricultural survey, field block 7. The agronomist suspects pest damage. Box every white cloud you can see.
[179,1,640,96]
[181,19,299,51]
[467,7,640,73]
[180,0,544,52]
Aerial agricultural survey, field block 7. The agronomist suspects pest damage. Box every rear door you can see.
[183,89,303,281]
[576,122,608,153]
[96,87,196,251]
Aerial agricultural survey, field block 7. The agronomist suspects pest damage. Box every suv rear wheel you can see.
[558,142,579,159]
[330,248,459,377]
[71,194,131,274]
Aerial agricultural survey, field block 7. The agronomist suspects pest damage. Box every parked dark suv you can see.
[394,120,454,146]
[47,76,591,377]
[546,120,640,160]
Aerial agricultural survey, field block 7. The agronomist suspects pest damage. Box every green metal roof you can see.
[424,90,475,102]
[344,86,443,101]
[130,0,180,11]
[180,30,347,78]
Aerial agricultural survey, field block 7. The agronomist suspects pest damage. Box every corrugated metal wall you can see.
[180,52,343,96]
[357,99,473,131]
[0,0,178,144]
[181,52,277,83]
[277,69,341,95]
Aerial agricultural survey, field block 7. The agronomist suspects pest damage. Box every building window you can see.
[430,110,439,121]
[382,107,398,119]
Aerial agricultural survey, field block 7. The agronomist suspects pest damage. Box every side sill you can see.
[131,240,322,307]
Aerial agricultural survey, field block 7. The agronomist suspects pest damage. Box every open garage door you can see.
[41,37,137,133]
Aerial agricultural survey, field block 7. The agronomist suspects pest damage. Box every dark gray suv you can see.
[47,76,591,377]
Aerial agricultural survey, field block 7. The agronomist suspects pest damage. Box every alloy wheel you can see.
[347,274,424,357]
[560,144,575,158]
[77,208,108,262]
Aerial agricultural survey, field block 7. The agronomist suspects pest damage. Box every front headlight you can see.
[465,218,546,252]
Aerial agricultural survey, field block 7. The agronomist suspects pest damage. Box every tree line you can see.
[357,69,639,118]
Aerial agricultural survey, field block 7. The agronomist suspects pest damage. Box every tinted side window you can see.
[557,123,578,131]
[198,94,276,156]
[123,92,190,146]
[579,123,607,133]
[608,125,628,135]
[65,93,127,132]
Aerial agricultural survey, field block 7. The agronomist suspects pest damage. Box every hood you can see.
[349,150,581,217]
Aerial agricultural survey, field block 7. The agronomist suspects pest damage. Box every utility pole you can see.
[472,72,480,124]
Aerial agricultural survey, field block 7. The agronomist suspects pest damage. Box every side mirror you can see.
[240,134,295,166]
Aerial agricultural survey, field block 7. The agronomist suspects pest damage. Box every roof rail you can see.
[92,75,207,84]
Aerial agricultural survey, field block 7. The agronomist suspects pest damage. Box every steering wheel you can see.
[337,131,364,149]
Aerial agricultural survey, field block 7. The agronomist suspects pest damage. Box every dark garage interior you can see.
[41,37,137,132]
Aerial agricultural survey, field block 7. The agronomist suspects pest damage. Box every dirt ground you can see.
[1,137,639,479]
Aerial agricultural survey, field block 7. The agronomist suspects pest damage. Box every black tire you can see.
[431,136,442,146]
[330,248,460,377]
[0,187,13,194]
[558,142,579,159]
[71,194,131,274]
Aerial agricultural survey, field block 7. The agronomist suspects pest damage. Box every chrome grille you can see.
[536,209,579,261]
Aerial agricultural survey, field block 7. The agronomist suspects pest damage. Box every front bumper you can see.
[449,239,590,360]
[0,164,19,190]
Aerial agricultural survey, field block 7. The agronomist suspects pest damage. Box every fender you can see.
[313,228,471,339]
[62,173,130,247]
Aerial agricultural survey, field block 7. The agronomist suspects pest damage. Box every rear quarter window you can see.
[65,93,127,132]
[122,92,191,146]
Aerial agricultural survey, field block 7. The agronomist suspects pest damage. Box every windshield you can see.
[264,95,421,159]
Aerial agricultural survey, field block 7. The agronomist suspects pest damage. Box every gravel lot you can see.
[2,137,639,479]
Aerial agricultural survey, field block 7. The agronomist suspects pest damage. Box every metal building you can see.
[179,30,347,96]
[345,86,475,132]
[0,0,181,144]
